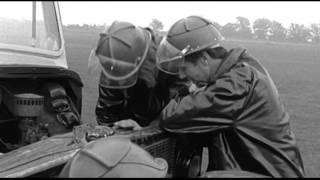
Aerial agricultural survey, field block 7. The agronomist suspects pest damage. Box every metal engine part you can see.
[2,87,49,147]
[3,92,45,118]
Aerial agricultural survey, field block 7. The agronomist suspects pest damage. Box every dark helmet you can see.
[59,137,168,178]
[156,15,224,75]
[88,21,151,88]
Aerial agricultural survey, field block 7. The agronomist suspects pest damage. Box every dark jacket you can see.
[95,33,189,126]
[160,48,305,177]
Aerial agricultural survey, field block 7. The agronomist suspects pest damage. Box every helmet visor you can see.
[88,33,150,89]
[156,38,186,75]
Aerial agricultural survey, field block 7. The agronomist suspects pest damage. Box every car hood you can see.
[0,47,68,68]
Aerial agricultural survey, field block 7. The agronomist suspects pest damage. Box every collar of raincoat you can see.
[208,47,247,85]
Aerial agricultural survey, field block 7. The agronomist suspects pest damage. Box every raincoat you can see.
[160,48,305,177]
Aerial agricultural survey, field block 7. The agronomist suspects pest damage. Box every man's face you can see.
[178,52,210,88]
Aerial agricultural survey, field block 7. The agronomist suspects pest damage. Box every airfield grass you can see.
[63,28,320,177]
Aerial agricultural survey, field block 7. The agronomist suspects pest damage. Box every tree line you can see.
[215,16,320,44]
[64,17,320,44]
[148,17,320,44]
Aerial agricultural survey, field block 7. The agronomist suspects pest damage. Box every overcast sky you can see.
[59,1,320,30]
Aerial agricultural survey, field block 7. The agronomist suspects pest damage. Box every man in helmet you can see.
[88,21,189,130]
[156,15,304,177]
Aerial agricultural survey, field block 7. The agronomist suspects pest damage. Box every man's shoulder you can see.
[227,47,257,61]
[226,47,270,77]
[228,47,247,56]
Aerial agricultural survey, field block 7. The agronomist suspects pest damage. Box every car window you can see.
[0,2,61,51]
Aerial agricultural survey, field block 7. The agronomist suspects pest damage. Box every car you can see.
[0,2,216,178]
[0,2,182,178]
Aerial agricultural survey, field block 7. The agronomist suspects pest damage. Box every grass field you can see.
[63,28,320,177]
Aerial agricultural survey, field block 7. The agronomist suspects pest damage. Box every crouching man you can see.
[156,15,305,178]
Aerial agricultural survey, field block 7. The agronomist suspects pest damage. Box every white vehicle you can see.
[0,2,267,178]
[0,2,83,177]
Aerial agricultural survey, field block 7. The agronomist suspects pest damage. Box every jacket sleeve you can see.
[95,79,165,127]
[160,63,252,133]
[95,85,131,125]
[128,79,164,126]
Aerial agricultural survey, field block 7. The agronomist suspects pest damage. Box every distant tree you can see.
[66,24,80,29]
[211,21,222,31]
[269,21,287,41]
[82,24,88,28]
[221,23,238,37]
[253,18,272,40]
[149,18,164,33]
[235,16,252,38]
[287,23,311,42]
[310,23,320,43]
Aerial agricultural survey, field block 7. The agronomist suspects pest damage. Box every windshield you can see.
[0,1,61,51]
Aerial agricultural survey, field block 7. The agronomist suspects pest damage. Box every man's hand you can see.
[113,119,142,131]
[188,82,206,94]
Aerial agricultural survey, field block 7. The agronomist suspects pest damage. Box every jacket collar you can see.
[209,47,247,84]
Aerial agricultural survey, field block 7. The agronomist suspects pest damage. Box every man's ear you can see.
[200,52,209,66]
[201,58,208,66]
